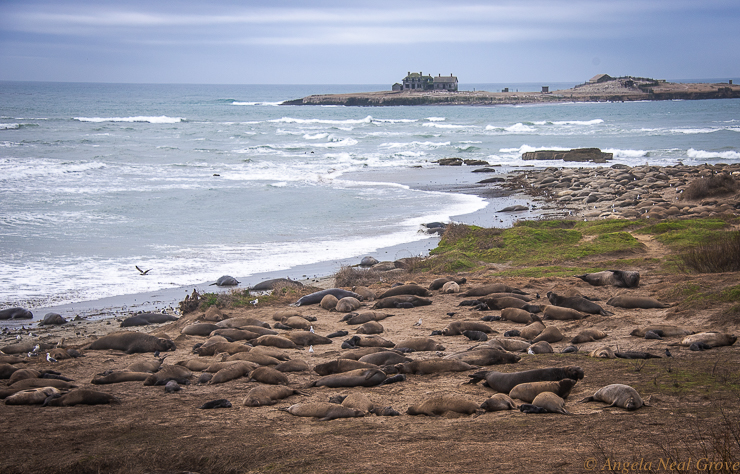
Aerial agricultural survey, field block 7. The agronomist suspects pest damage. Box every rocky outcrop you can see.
[522,148,613,163]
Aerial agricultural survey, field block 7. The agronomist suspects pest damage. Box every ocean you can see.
[1,81,739,319]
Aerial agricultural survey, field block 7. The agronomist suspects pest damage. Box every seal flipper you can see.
[466,370,488,385]
[578,396,596,404]
[42,393,63,407]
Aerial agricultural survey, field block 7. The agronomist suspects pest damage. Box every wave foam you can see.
[74,116,184,124]
[687,148,740,160]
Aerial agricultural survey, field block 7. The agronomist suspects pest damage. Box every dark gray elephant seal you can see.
[39,313,66,325]
[91,371,151,384]
[314,359,378,376]
[480,393,516,412]
[444,347,521,366]
[441,321,494,336]
[372,296,432,309]
[86,332,176,354]
[295,288,361,306]
[547,291,611,316]
[358,351,411,366]
[630,325,692,338]
[121,312,178,327]
[250,278,303,291]
[0,307,33,320]
[360,256,379,267]
[428,277,467,291]
[210,275,239,286]
[43,389,121,407]
[467,366,584,394]
[606,295,669,309]
[279,402,364,421]
[407,395,482,416]
[307,368,387,388]
[377,284,432,299]
[575,270,640,288]
[509,379,577,403]
[579,384,648,410]
[480,297,540,312]
[395,359,476,375]
[143,365,193,386]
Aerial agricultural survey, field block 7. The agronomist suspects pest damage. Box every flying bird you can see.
[136,266,151,275]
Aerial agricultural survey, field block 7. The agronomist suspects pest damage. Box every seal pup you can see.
[199,399,232,409]
[307,368,387,388]
[407,395,482,416]
[527,392,571,415]
[279,402,364,421]
[467,366,584,394]
[211,275,239,286]
[575,270,640,288]
[579,384,648,410]
[43,389,121,406]
[607,295,669,309]
[294,289,361,306]
[547,291,611,316]
[509,379,577,403]
[243,386,303,407]
[480,393,516,412]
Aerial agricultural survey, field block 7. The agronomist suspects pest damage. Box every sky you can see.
[1,0,739,85]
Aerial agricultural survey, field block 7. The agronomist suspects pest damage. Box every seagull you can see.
[309,326,315,333]
[16,335,21,340]
[46,353,58,363]
[527,347,535,355]
[413,318,422,327]
[250,299,258,306]
[33,344,40,353]
[136,265,151,275]
[308,345,314,355]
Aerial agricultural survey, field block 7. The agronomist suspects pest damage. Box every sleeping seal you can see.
[295,289,361,306]
[579,384,648,410]
[467,366,584,394]
[606,295,669,309]
[575,270,640,288]
[407,395,482,416]
[279,402,364,421]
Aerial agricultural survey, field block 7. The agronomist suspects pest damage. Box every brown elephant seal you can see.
[396,359,477,375]
[285,332,332,347]
[509,379,577,403]
[314,359,378,376]
[673,332,737,348]
[335,297,362,313]
[527,341,553,354]
[176,359,211,371]
[91,371,151,384]
[275,359,310,372]
[279,316,312,330]
[462,284,526,297]
[279,402,364,421]
[407,395,482,416]
[630,325,692,338]
[43,389,121,407]
[271,309,304,321]
[532,326,564,344]
[205,360,258,373]
[356,321,384,334]
[340,393,375,413]
[4,387,60,405]
[120,312,178,327]
[519,321,546,340]
[215,317,270,329]
[209,328,260,341]
[575,270,640,288]
[547,291,611,316]
[542,305,588,321]
[8,368,40,384]
[181,323,222,336]
[126,359,164,373]
[529,392,571,415]
[0,363,20,379]
[197,341,251,357]
[441,281,460,294]
[377,284,431,299]
[226,352,281,366]
[243,386,303,407]
[607,295,669,309]
[295,288,361,306]
[209,362,254,384]
[357,351,411,366]
[579,384,649,410]
[143,365,192,386]
[501,308,537,324]
[86,332,175,354]
[394,337,444,352]
[340,347,391,360]
[320,294,339,311]
[351,286,376,301]
[480,393,516,412]
[467,366,584,394]
[202,306,226,322]
[348,335,395,348]
[571,328,608,344]
[445,347,521,366]
[480,297,539,312]
[429,276,467,291]
[487,338,531,353]
[254,335,298,349]
[441,321,494,336]
[373,295,432,309]
[307,368,387,388]
[343,311,394,325]
[40,313,67,326]
[589,346,616,359]
[250,366,289,385]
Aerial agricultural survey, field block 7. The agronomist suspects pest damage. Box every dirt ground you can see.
[2,245,740,474]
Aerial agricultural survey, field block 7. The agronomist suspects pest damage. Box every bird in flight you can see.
[136,266,151,275]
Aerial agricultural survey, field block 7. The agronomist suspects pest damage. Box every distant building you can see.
[392,83,403,91]
[541,86,549,93]
[399,72,458,91]
[589,74,613,84]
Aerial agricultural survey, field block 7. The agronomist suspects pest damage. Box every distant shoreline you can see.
[283,78,740,106]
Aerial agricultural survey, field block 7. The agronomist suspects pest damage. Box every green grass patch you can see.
[575,219,649,235]
[636,218,730,249]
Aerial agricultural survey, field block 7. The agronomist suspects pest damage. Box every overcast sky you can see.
[1,0,738,84]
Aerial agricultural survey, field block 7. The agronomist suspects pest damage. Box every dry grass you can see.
[679,231,740,273]
[681,173,739,201]
[333,264,386,287]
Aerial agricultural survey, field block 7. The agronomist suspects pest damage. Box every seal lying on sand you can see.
[606,295,669,309]
[251,278,303,291]
[121,312,178,327]
[467,366,584,394]
[377,284,432,299]
[547,292,611,316]
[279,402,364,421]
[575,270,640,288]
[85,332,176,354]
[579,384,648,410]
[509,379,577,403]
[307,368,387,388]
[407,395,482,416]
[0,307,33,320]
[295,289,361,306]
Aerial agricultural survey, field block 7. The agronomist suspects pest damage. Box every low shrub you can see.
[681,173,739,201]
[679,231,740,273]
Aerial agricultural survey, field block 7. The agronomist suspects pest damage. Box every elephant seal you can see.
[445,347,521,366]
[630,325,692,338]
[480,393,516,412]
[532,326,564,344]
[199,399,232,409]
[528,341,553,354]
[673,332,737,348]
[44,389,121,406]
[226,352,281,366]
[250,366,289,385]
[209,362,254,384]
[360,256,379,267]
[205,361,257,374]
[197,341,251,357]
[335,297,362,313]
[542,305,588,321]
[285,332,332,347]
[120,312,178,327]
[467,366,584,394]
[340,347,391,360]
[509,379,577,403]
[39,313,66,325]
[320,294,339,311]
[463,330,488,342]
[396,359,476,375]
[250,278,303,291]
[343,311,394,325]
[346,335,395,348]
[487,338,531,353]
[143,365,192,386]
[407,395,482,416]
[182,323,221,336]
[356,321,384,334]
[340,393,375,413]
[480,297,540,312]
[373,296,432,309]
[607,295,669,309]
[351,286,375,301]
[571,328,608,344]
[547,291,611,316]
[307,368,387,388]
[441,321,494,336]
[275,359,310,373]
[126,359,163,373]
[358,351,411,366]
[314,359,378,376]
[279,402,364,421]
[0,363,20,379]
[575,270,640,288]
[202,306,227,322]
[91,371,151,384]
[579,384,648,410]
[501,308,537,324]
[519,321,546,340]
[215,317,271,329]
[0,307,33,320]
[211,275,239,286]
[394,337,444,352]
[254,335,298,349]
[429,277,467,291]
[441,281,460,294]
[210,328,260,341]
[377,284,432,299]
[295,289,361,306]
[8,368,40,384]
[9,378,77,390]
[589,347,616,359]
[86,332,175,354]
[4,387,60,405]
[462,284,526,297]
[615,351,661,360]
[529,392,571,415]
[243,386,302,407]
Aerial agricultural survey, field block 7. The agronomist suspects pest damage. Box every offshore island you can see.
[283,73,740,106]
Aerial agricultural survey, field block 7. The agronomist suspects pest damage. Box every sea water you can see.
[1,82,738,312]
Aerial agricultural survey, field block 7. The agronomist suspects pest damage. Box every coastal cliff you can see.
[282,78,740,106]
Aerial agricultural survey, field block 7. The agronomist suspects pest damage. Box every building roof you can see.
[589,74,613,83]
[434,75,458,83]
